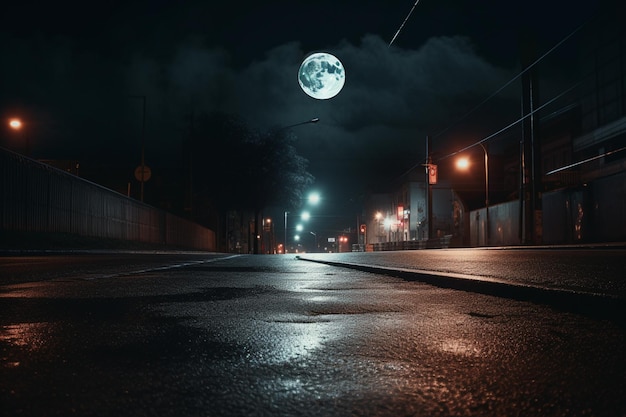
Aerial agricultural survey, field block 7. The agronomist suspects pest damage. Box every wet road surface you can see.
[1,253,625,416]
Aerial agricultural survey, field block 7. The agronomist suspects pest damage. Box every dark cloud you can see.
[231,34,517,130]
[217,33,518,193]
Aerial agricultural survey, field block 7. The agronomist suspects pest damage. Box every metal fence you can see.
[368,235,453,251]
[469,201,521,247]
[466,170,626,246]
[542,171,626,244]
[1,148,215,250]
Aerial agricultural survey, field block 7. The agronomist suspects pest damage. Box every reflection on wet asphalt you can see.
[1,254,625,416]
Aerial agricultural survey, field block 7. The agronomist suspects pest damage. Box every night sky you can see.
[0,0,616,236]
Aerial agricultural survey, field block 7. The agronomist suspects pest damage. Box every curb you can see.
[296,256,626,327]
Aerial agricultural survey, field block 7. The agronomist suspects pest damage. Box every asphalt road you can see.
[1,251,625,416]
[0,252,231,286]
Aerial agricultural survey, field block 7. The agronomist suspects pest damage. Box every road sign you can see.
[134,165,152,182]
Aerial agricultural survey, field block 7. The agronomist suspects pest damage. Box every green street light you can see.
[308,192,320,205]
[283,192,321,254]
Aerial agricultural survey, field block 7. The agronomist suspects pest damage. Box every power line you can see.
[546,146,626,175]
[389,0,422,47]
[438,80,581,161]
[392,6,601,183]
[396,78,581,179]
[432,20,588,141]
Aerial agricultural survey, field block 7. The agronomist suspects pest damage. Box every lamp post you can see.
[278,117,319,131]
[309,231,318,252]
[456,143,489,246]
[276,118,319,254]
[375,212,383,243]
[284,211,289,254]
[262,217,274,254]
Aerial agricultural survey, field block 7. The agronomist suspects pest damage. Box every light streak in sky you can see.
[389,0,422,47]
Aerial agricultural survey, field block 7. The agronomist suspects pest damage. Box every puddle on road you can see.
[0,321,58,368]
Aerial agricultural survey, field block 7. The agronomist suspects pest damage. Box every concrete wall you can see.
[1,148,215,251]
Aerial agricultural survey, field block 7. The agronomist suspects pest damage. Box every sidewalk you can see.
[296,251,626,327]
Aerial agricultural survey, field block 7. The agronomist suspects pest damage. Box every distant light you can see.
[301,211,311,221]
[9,119,22,130]
[296,224,303,232]
[308,192,320,205]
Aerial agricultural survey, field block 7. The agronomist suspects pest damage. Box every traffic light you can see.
[428,164,438,185]
[360,224,366,234]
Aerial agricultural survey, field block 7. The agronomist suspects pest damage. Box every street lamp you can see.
[9,118,22,130]
[456,143,489,246]
[383,217,392,242]
[8,118,29,156]
[456,157,470,170]
[277,117,319,254]
[262,217,274,254]
[283,191,320,254]
[308,192,320,205]
[284,211,290,254]
[375,212,383,243]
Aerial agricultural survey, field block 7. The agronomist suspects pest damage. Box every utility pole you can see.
[424,135,435,241]
[129,95,147,202]
[520,34,541,244]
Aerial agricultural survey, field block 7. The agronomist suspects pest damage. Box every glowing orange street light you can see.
[9,118,22,130]
[8,118,31,156]
[456,143,490,246]
[456,156,470,170]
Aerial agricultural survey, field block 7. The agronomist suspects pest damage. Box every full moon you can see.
[298,52,345,100]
